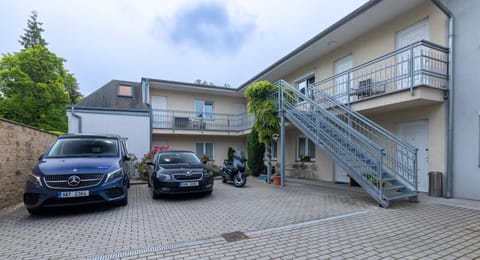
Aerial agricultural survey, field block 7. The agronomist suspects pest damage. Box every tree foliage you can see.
[0,11,82,132]
[19,11,48,49]
[247,127,265,177]
[244,80,279,144]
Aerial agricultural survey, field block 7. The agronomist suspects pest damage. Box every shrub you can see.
[247,128,265,177]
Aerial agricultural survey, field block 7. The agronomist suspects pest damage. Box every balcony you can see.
[311,40,449,113]
[152,109,254,135]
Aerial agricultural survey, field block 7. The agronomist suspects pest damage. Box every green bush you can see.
[247,128,265,177]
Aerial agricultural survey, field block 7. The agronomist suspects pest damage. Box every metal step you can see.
[383,184,406,191]
[384,192,417,201]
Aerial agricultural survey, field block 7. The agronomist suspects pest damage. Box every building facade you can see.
[67,0,479,201]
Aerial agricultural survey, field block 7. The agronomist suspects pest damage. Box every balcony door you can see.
[334,55,352,103]
[151,96,167,128]
[396,20,429,89]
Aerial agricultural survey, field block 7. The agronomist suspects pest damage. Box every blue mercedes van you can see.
[23,134,131,214]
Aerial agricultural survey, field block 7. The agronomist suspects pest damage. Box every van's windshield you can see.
[46,138,119,158]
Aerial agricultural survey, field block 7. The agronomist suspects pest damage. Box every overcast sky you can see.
[0,0,367,96]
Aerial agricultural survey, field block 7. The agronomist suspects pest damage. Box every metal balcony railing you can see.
[308,40,448,104]
[152,109,254,132]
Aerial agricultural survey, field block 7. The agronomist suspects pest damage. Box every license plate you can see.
[58,190,89,198]
[179,181,199,187]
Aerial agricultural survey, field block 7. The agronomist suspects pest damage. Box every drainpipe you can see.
[432,0,454,198]
[71,106,82,133]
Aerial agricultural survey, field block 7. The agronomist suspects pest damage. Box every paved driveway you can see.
[0,178,479,259]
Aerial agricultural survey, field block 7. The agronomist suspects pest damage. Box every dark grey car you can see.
[147,151,214,199]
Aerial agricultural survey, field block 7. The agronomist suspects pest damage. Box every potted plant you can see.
[201,154,210,164]
[300,154,311,162]
[272,173,281,185]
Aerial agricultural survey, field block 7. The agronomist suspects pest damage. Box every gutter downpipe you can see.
[432,0,454,198]
[71,106,82,133]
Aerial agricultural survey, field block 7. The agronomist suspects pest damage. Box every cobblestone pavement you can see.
[1,178,479,259]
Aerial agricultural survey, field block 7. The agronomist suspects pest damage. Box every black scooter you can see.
[220,152,247,187]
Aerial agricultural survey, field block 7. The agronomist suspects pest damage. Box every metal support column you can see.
[280,109,286,187]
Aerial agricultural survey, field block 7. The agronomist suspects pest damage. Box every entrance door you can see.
[335,163,350,183]
[151,96,168,128]
[396,20,429,89]
[397,120,429,192]
[334,55,352,103]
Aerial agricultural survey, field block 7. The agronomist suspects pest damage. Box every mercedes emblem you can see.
[67,175,81,187]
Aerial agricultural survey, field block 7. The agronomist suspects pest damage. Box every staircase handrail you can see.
[312,88,418,154]
[275,80,383,153]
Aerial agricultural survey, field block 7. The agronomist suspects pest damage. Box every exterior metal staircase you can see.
[273,80,418,208]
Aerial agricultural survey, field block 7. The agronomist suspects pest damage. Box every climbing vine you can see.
[244,80,279,144]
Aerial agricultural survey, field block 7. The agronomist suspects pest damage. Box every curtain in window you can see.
[308,139,316,159]
[298,137,306,158]
[195,143,203,157]
[205,143,214,158]
[195,100,203,117]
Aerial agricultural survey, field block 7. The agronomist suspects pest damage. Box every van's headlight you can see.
[106,169,124,183]
[28,171,42,186]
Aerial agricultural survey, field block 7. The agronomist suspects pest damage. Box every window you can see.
[296,74,315,101]
[297,136,315,160]
[195,142,214,160]
[117,84,133,97]
[195,100,214,118]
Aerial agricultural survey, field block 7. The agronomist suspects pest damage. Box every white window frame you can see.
[195,142,214,160]
[195,100,214,119]
[296,136,316,161]
[295,72,315,101]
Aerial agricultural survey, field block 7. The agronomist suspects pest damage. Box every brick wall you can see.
[0,119,57,210]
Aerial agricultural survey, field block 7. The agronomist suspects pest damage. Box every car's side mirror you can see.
[124,154,131,161]
[201,159,208,164]
[146,161,154,166]
[38,154,44,161]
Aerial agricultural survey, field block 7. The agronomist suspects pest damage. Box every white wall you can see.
[448,0,480,200]
[67,111,150,159]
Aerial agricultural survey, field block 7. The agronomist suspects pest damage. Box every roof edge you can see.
[238,0,382,90]
[142,77,238,92]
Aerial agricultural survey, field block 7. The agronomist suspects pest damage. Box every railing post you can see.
[409,44,415,96]
[414,148,418,192]
[346,72,351,105]
[378,150,384,200]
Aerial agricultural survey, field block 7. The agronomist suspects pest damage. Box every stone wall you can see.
[0,119,57,210]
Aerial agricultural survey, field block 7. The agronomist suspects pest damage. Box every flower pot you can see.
[273,176,281,185]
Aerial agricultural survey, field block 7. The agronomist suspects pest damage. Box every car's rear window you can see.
[157,152,200,164]
[46,138,119,158]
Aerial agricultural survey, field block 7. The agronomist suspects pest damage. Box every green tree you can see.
[0,11,82,131]
[19,11,48,49]
[0,45,70,131]
[247,127,265,177]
